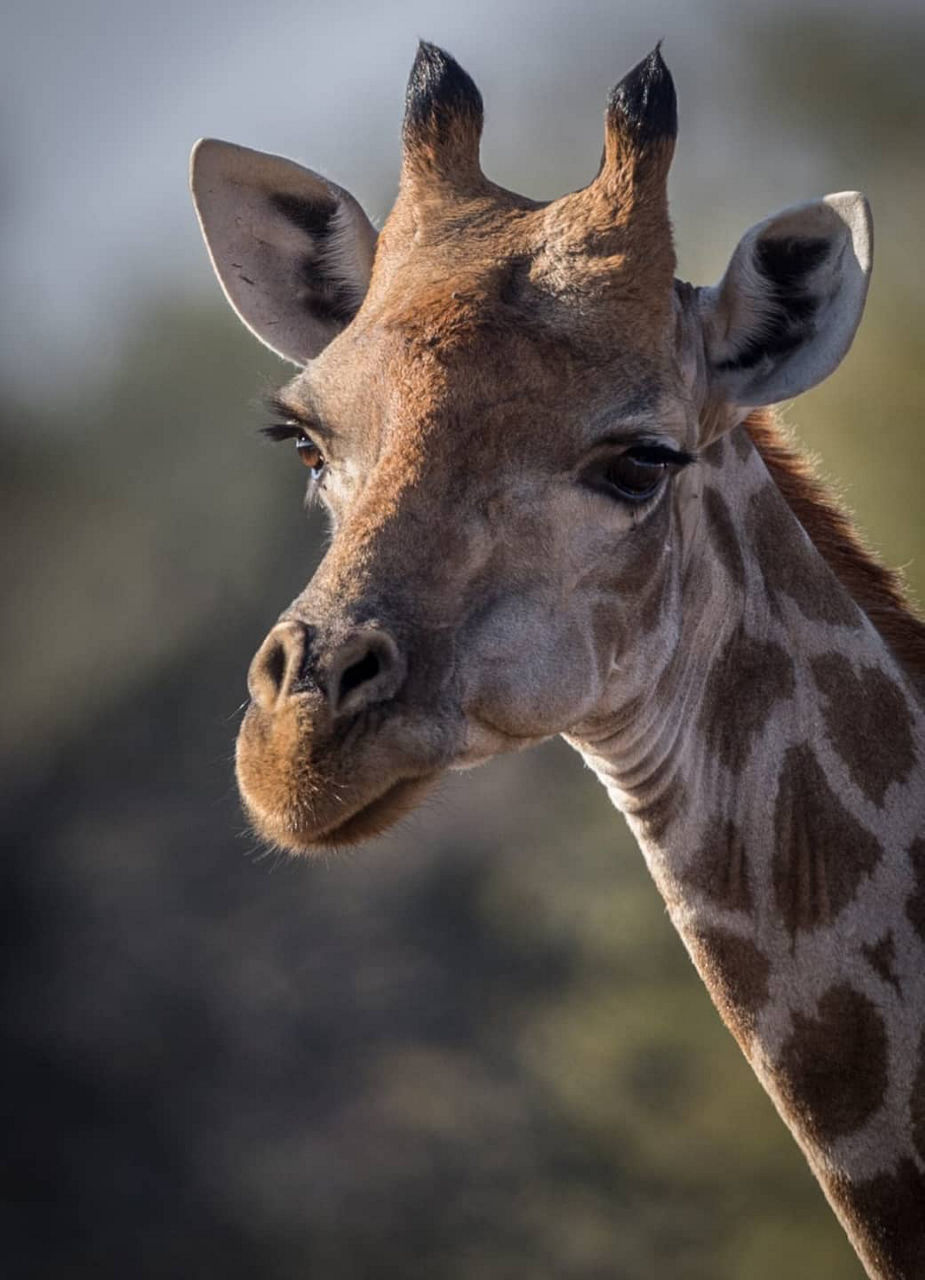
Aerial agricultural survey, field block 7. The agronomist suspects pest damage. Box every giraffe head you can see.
[191,44,871,851]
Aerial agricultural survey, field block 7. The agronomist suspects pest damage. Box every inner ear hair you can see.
[698,193,872,415]
[713,234,831,375]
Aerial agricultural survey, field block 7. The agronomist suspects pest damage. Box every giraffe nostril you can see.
[264,639,287,694]
[328,628,405,718]
[248,621,307,710]
[337,649,381,702]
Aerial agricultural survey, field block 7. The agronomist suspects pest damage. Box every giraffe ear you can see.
[698,193,872,413]
[190,139,377,366]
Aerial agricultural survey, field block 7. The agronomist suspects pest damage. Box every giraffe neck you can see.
[568,430,925,1280]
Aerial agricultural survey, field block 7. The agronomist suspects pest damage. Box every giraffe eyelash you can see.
[262,422,305,443]
[626,442,697,468]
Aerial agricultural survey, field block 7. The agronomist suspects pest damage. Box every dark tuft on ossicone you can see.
[608,43,678,143]
[403,41,484,148]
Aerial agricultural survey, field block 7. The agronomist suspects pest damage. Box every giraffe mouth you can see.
[239,759,439,854]
[290,773,437,849]
[234,691,454,854]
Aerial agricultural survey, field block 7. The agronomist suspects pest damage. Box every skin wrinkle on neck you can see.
[570,471,737,810]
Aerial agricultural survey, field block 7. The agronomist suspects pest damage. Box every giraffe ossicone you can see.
[191,41,925,1280]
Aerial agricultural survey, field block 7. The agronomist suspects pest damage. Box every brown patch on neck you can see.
[748,484,863,628]
[698,625,795,775]
[682,818,753,914]
[811,653,917,807]
[777,983,888,1146]
[745,409,925,686]
[910,1029,925,1165]
[904,837,925,942]
[772,743,883,937]
[861,933,902,998]
[832,1158,925,1280]
[688,927,770,1049]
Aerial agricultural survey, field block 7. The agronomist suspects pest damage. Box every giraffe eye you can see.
[296,436,326,476]
[583,441,694,505]
[586,447,673,503]
[602,449,667,501]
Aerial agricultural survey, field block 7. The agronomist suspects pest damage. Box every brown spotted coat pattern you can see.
[582,424,925,1280]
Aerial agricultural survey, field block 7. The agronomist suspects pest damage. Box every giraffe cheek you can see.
[462,598,603,738]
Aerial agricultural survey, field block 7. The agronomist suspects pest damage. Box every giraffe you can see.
[190,43,925,1278]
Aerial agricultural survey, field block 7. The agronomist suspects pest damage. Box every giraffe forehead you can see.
[292,199,686,461]
[370,271,673,371]
[308,302,676,465]
[367,192,680,362]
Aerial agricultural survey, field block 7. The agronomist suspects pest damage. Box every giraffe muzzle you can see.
[236,616,456,852]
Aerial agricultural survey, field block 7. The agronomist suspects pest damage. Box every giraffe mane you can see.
[745,408,925,688]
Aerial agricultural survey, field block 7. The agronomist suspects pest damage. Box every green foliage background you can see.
[2,5,922,1277]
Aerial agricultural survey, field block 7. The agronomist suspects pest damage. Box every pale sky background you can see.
[2,0,921,400]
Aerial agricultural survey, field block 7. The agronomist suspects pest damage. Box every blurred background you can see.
[2,0,922,1275]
